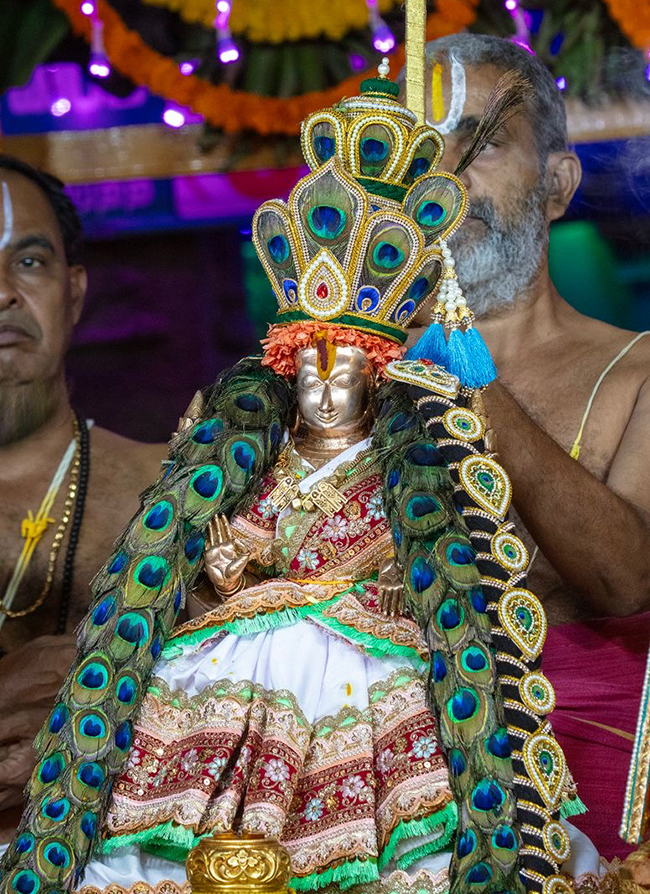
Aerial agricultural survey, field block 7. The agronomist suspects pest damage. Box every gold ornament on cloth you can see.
[405,0,427,125]
[186,833,291,894]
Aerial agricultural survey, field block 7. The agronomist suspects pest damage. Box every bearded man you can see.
[0,156,165,835]
[407,33,650,862]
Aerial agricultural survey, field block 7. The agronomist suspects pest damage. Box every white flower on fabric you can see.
[303,797,324,821]
[180,748,200,773]
[341,774,366,799]
[127,749,142,770]
[323,514,349,541]
[366,493,386,521]
[346,517,368,538]
[297,548,319,571]
[207,756,228,778]
[257,497,277,519]
[412,735,436,759]
[264,758,290,783]
[237,746,252,769]
[376,749,394,775]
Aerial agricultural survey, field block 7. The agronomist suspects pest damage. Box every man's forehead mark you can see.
[0,182,14,251]
[429,55,467,136]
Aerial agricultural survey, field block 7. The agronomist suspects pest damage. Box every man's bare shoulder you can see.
[90,427,167,487]
[565,309,650,384]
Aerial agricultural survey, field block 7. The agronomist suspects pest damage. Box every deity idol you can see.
[0,69,600,894]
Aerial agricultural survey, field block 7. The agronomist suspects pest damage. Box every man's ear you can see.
[69,265,87,325]
[545,150,581,222]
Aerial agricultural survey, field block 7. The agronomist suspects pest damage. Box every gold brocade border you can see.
[621,648,650,844]
[172,579,348,638]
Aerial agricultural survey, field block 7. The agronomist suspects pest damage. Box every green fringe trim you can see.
[378,801,457,871]
[560,795,588,819]
[162,590,425,668]
[290,857,379,891]
[100,821,205,863]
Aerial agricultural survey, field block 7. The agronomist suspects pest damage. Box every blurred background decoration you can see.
[0,0,649,440]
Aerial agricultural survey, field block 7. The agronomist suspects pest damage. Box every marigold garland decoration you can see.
[49,0,479,135]
[140,0,399,42]
[601,0,650,49]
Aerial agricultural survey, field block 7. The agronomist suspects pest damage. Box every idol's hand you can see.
[204,515,251,597]
[173,390,205,438]
[378,556,403,618]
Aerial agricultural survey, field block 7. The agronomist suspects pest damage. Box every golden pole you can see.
[405,0,427,125]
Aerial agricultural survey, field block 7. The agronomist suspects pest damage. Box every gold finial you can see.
[405,0,427,124]
[186,832,292,894]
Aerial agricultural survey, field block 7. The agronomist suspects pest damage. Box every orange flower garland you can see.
[601,0,650,49]
[49,0,479,135]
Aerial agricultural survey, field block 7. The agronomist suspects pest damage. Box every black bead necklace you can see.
[55,412,90,635]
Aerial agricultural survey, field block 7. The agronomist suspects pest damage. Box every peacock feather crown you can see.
[252,74,468,346]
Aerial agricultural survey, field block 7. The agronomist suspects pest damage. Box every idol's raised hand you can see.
[378,555,404,618]
[204,514,251,597]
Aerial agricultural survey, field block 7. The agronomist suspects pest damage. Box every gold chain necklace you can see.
[0,418,81,618]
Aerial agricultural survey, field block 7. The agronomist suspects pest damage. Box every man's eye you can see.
[17,256,44,269]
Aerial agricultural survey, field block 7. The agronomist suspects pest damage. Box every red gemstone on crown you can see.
[316,282,329,299]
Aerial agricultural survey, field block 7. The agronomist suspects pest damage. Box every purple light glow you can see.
[51,97,72,117]
[179,60,198,75]
[504,0,518,10]
[512,38,535,55]
[349,53,366,72]
[216,0,230,12]
[556,76,566,91]
[89,54,110,77]
[372,22,396,54]
[218,36,240,64]
[163,106,186,128]
[81,1,95,14]
[646,63,650,82]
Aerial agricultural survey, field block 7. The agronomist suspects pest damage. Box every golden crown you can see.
[252,75,468,345]
[301,76,445,204]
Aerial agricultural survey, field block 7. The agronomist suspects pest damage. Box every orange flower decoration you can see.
[261,322,405,379]
[50,0,479,135]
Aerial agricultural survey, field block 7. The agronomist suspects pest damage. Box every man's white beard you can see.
[448,182,549,319]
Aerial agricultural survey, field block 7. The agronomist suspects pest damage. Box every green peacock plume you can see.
[0,358,294,894]
[372,368,577,894]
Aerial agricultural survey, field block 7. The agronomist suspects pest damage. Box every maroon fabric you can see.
[543,612,650,862]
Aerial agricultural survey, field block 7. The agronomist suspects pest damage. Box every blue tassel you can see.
[463,326,498,388]
[445,327,473,385]
[404,321,448,366]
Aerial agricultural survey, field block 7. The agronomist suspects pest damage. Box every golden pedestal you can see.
[186,832,292,894]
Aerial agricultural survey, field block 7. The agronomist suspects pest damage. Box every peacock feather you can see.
[0,358,294,894]
[373,366,575,894]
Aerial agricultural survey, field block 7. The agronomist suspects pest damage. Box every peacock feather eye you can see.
[115,674,137,705]
[307,205,346,240]
[432,651,447,683]
[485,728,512,759]
[461,646,488,672]
[191,419,223,445]
[416,200,447,227]
[15,833,35,855]
[115,720,132,752]
[267,234,290,264]
[38,754,65,785]
[471,778,506,811]
[447,687,479,722]
[469,587,488,613]
[133,556,171,591]
[457,829,477,858]
[437,598,464,630]
[492,825,517,851]
[394,299,416,323]
[10,871,41,894]
[48,704,69,734]
[77,762,105,789]
[407,276,430,303]
[465,863,493,885]
[372,241,405,270]
[360,137,389,163]
[408,156,431,179]
[449,748,467,776]
[314,134,335,161]
[81,811,97,839]
[190,466,224,501]
[91,596,116,626]
[107,551,128,574]
[410,556,437,594]
[355,285,381,313]
[116,613,150,648]
[41,796,71,822]
[184,531,205,565]
[143,501,173,532]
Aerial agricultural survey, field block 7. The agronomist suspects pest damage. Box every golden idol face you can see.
[296,345,372,436]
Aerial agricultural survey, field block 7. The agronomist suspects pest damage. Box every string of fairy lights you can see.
[41,0,649,126]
